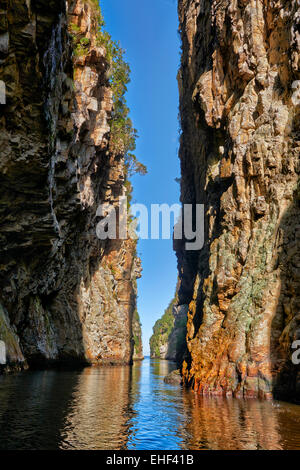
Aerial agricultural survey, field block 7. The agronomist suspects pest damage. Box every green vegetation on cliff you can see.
[132,310,143,360]
[150,297,176,358]
[69,1,146,178]
[150,284,188,362]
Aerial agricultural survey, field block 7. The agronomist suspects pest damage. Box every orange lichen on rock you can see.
[176,0,300,402]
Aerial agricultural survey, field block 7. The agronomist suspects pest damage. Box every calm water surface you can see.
[0,357,299,450]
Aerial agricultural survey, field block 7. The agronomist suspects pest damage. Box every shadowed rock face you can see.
[0,0,141,369]
[177,0,300,401]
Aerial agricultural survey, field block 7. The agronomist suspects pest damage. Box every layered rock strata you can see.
[0,0,141,370]
[177,0,300,401]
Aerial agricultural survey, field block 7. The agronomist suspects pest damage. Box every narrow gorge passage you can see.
[0,0,300,452]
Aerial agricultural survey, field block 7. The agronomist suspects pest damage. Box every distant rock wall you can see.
[132,310,144,361]
[150,289,187,362]
[0,0,141,370]
[177,0,300,401]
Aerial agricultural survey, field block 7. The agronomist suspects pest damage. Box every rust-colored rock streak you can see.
[177,0,300,400]
[0,0,141,369]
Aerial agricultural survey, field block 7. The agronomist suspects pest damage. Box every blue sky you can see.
[101,0,180,355]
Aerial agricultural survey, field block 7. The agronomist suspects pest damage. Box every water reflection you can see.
[0,358,299,450]
[127,358,183,449]
[180,394,283,450]
[0,370,79,449]
[61,367,133,450]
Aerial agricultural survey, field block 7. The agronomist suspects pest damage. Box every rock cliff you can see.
[132,310,143,361]
[0,0,142,370]
[150,287,187,362]
[177,0,300,401]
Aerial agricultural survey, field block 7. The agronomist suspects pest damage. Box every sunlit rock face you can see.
[0,0,141,369]
[149,286,188,363]
[177,0,300,401]
[132,310,144,361]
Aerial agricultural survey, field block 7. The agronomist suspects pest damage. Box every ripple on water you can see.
[0,358,299,450]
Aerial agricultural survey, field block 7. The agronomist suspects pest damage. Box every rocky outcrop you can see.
[163,369,182,385]
[150,289,187,362]
[132,310,143,361]
[0,0,141,369]
[177,0,300,401]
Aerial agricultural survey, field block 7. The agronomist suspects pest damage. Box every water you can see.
[0,357,299,450]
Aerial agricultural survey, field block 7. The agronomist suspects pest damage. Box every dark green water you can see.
[0,357,299,450]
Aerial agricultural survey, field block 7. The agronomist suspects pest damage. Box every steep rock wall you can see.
[132,310,143,361]
[150,287,187,362]
[0,0,141,369]
[177,0,300,401]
